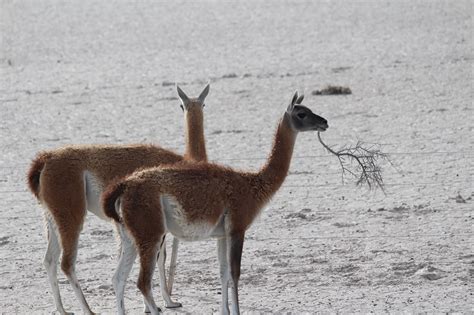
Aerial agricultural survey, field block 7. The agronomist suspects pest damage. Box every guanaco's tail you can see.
[27,152,52,199]
[102,180,126,223]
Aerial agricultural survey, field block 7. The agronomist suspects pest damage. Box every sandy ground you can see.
[0,1,472,314]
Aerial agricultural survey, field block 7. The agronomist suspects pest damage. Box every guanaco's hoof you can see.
[144,307,162,313]
[165,302,182,309]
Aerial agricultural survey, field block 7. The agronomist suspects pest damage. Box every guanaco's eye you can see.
[297,112,306,119]
[202,103,205,108]
[180,104,184,111]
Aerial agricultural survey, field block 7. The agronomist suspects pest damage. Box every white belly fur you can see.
[161,194,225,241]
[84,171,108,220]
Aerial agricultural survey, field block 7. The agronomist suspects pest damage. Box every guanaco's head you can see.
[177,83,209,118]
[286,91,328,132]
[177,83,210,161]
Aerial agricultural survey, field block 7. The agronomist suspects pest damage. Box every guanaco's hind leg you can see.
[137,240,163,315]
[112,224,156,315]
[157,236,182,309]
[41,169,94,314]
[57,214,94,315]
[113,224,137,315]
[39,167,93,314]
[119,193,165,314]
[43,217,72,315]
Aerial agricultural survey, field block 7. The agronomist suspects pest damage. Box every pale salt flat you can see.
[0,1,472,313]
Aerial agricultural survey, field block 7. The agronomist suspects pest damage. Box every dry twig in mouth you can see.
[317,132,391,192]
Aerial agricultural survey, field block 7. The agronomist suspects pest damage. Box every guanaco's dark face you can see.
[287,92,328,132]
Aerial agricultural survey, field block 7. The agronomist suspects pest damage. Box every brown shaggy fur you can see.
[27,152,52,198]
[184,104,207,161]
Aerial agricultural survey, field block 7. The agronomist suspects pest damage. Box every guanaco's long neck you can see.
[257,113,297,197]
[184,110,207,162]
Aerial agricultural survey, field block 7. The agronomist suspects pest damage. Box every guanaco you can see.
[27,84,210,314]
[102,91,328,314]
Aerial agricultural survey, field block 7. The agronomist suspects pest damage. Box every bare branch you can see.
[317,132,391,192]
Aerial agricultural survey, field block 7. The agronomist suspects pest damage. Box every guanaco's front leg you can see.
[217,237,230,314]
[167,236,180,295]
[228,232,245,315]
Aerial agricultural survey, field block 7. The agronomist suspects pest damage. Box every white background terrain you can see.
[0,1,472,313]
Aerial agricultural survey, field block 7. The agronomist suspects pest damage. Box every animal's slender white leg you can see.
[61,236,94,315]
[44,218,72,315]
[157,236,182,308]
[167,237,179,295]
[64,270,94,315]
[229,278,240,315]
[218,237,230,315]
[113,224,137,315]
[228,234,244,315]
[142,276,154,314]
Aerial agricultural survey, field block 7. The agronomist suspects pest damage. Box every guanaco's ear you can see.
[198,83,210,103]
[296,94,304,104]
[287,91,298,112]
[177,85,190,105]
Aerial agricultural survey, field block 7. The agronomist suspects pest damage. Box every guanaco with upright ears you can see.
[27,84,210,315]
[102,91,329,315]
